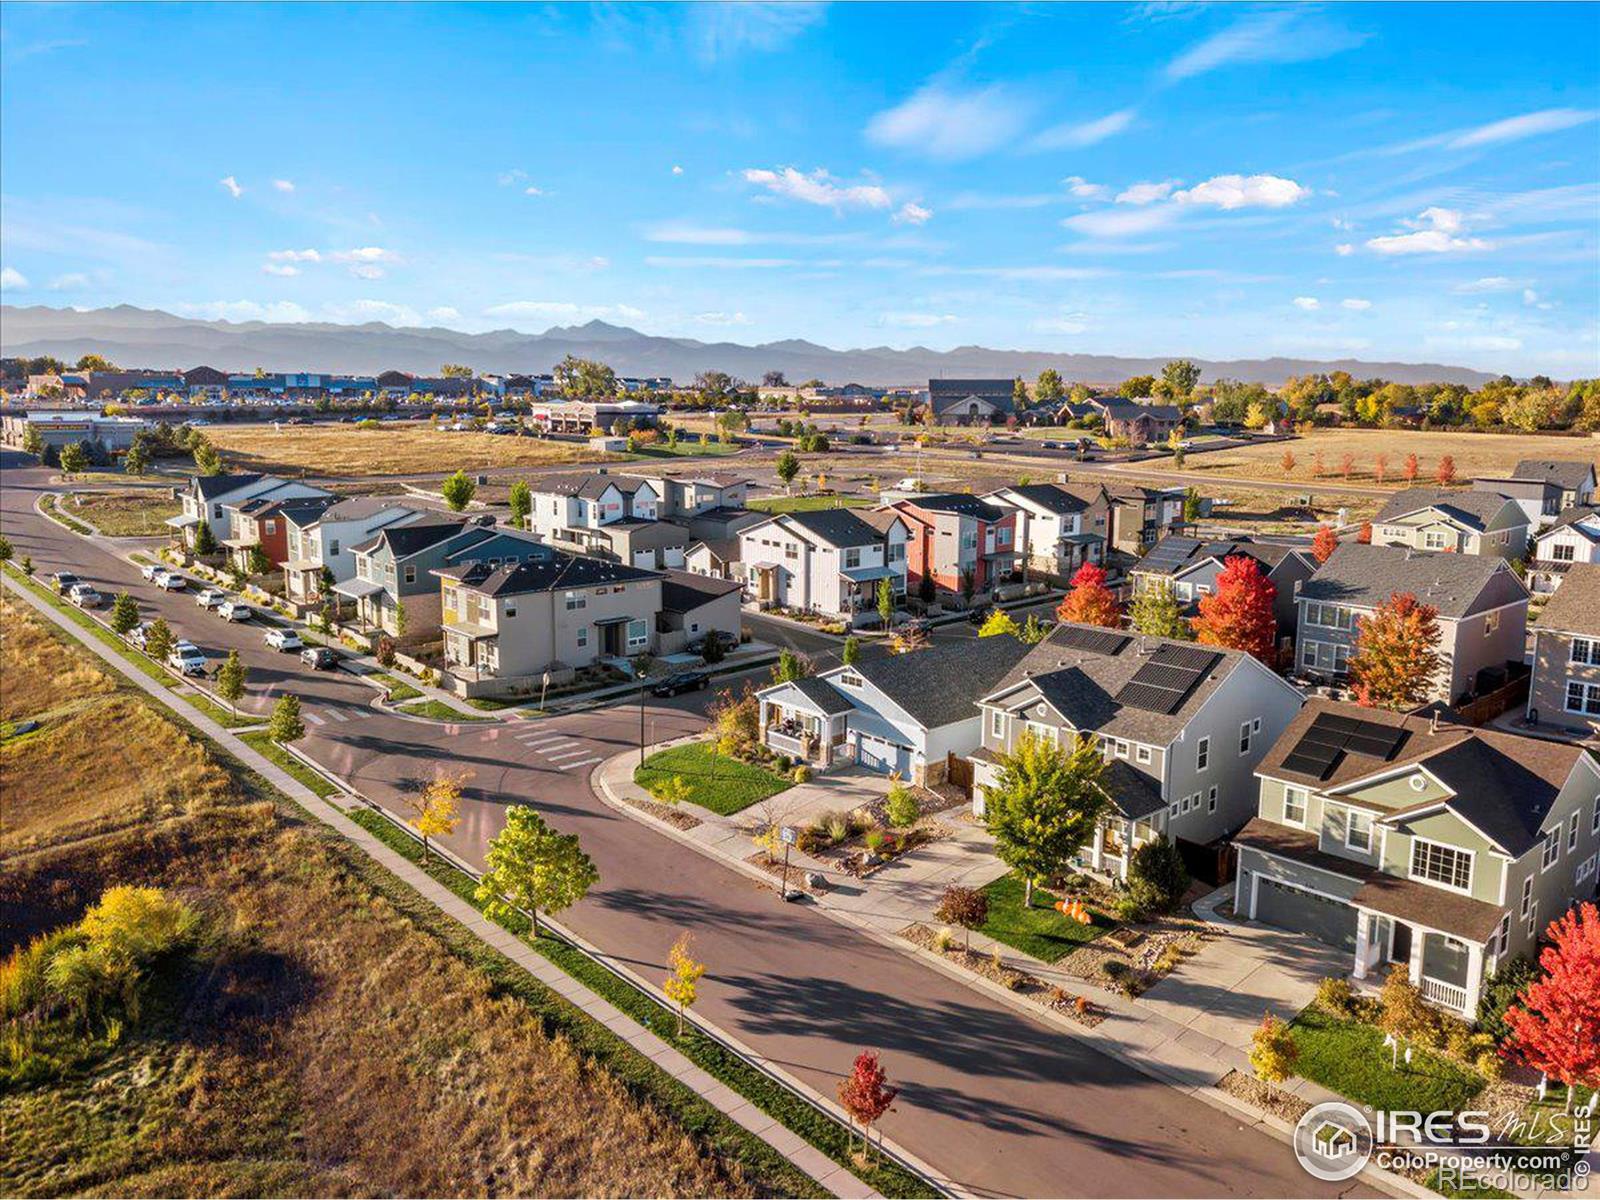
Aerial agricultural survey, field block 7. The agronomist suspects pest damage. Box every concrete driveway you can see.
[740,766,891,829]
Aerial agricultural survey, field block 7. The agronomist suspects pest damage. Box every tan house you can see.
[1526,562,1600,739]
[1370,488,1530,560]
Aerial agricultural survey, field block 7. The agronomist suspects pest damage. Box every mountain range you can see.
[0,304,1500,387]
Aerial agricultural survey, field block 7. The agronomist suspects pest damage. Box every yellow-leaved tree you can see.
[663,932,707,1037]
[409,770,468,865]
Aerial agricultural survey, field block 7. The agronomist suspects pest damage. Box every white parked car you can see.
[264,627,302,651]
[155,571,186,592]
[196,587,228,609]
[68,583,103,608]
[219,601,253,623]
[140,562,165,581]
[167,642,207,676]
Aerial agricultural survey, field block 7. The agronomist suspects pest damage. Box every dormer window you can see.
[839,671,864,688]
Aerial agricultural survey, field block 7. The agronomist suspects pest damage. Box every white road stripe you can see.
[520,735,574,749]
[543,747,595,762]
[552,756,602,772]
[323,708,348,722]
[303,711,325,726]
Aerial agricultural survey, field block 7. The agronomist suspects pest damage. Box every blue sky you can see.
[2,2,1597,376]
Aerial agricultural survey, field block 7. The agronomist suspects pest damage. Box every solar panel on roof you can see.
[1282,711,1408,780]
[1054,626,1131,656]
[1282,750,1333,776]
[1115,644,1222,715]
[1137,663,1201,691]
[1116,681,1185,716]
[1138,537,1204,574]
[1154,645,1224,673]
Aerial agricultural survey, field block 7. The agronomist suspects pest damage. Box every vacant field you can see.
[66,489,181,536]
[0,614,777,1198]
[0,595,118,724]
[204,423,621,477]
[1180,429,1598,489]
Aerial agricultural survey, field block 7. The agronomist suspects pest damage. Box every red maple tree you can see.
[1436,454,1458,485]
[1191,555,1277,664]
[838,1050,899,1159]
[1347,592,1442,709]
[1504,902,1600,1110]
[1403,452,1420,483]
[1311,525,1339,564]
[1057,561,1121,628]
[1358,521,1373,544]
[1279,449,1296,476]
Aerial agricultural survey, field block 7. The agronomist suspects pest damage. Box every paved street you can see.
[3,450,1364,1199]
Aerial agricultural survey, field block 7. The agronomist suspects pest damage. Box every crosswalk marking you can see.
[551,755,601,772]
[544,747,594,762]
[323,708,348,722]
[303,710,325,726]
[520,735,574,749]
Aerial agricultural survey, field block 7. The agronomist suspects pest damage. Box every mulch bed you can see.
[822,818,952,879]
[1217,1069,1311,1123]
[622,792,701,831]
[1051,909,1216,997]
[900,923,1104,1027]
[744,852,821,894]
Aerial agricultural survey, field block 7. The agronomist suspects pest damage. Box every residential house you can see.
[280,497,431,608]
[1509,459,1597,512]
[168,473,332,548]
[1526,505,1600,595]
[220,493,337,574]
[657,570,744,655]
[1132,534,1317,644]
[926,378,1016,425]
[983,483,1107,581]
[336,518,548,643]
[1472,476,1564,529]
[968,623,1304,881]
[887,493,1019,597]
[1235,698,1600,1015]
[1295,543,1529,705]
[757,637,1034,784]
[1526,562,1600,739]
[434,552,664,696]
[1101,483,1187,555]
[737,508,908,625]
[1093,399,1183,446]
[1370,488,1530,560]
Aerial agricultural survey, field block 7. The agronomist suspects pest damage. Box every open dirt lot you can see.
[65,489,181,537]
[204,423,620,477]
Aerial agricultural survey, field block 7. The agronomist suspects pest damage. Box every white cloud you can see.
[268,248,322,263]
[892,202,932,226]
[0,266,28,291]
[524,186,544,197]
[690,2,824,64]
[1063,176,1108,200]
[1448,107,1598,149]
[1341,298,1372,311]
[262,263,300,277]
[1366,208,1491,255]
[1453,276,1518,293]
[1293,296,1321,311]
[272,179,295,193]
[1116,180,1178,206]
[426,306,462,322]
[1032,108,1137,150]
[741,166,891,211]
[1061,205,1181,238]
[348,264,385,280]
[483,301,646,322]
[48,272,91,291]
[671,164,684,175]
[323,299,421,326]
[881,312,957,328]
[1335,243,1354,256]
[1173,173,1309,209]
[694,311,751,326]
[219,175,243,198]
[865,83,1030,161]
[331,246,400,279]
[1165,10,1367,80]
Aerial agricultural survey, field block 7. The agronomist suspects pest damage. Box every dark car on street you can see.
[650,670,710,697]
[300,646,340,670]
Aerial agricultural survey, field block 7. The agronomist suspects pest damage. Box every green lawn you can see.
[1290,1007,1486,1114]
[978,873,1112,962]
[634,742,792,815]
[369,671,422,703]
[627,441,740,459]
[241,730,339,797]
[396,699,492,722]
[747,493,870,514]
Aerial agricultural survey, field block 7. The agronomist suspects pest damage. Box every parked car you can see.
[301,646,339,670]
[196,587,228,609]
[140,561,165,581]
[155,571,186,592]
[651,671,711,697]
[265,627,303,651]
[219,601,253,622]
[690,630,740,655]
[48,571,79,593]
[68,583,103,608]
[167,642,207,676]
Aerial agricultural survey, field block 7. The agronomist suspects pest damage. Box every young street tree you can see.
[1346,592,1442,710]
[109,592,140,636]
[982,731,1108,906]
[1129,579,1189,640]
[215,649,247,718]
[267,694,305,744]
[192,519,219,555]
[771,647,813,684]
[978,608,1020,638]
[1191,554,1277,665]
[838,1051,898,1162]
[1035,368,1065,404]
[1311,525,1339,564]
[508,480,532,530]
[877,575,895,628]
[409,770,467,865]
[774,449,801,493]
[1056,562,1121,628]
[1504,902,1599,1112]
[193,440,223,476]
[842,635,861,666]
[934,884,988,952]
[441,469,477,512]
[475,805,598,938]
[663,932,707,1037]
[59,441,89,477]
[145,617,176,664]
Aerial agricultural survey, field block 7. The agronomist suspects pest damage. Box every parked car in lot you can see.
[48,571,79,593]
[196,587,227,609]
[154,570,186,591]
[300,646,339,670]
[265,627,303,651]
[167,641,207,675]
[140,561,165,581]
[219,601,253,622]
[68,583,104,608]
[650,670,710,697]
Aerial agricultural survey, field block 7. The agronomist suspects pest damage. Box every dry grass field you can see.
[0,594,117,723]
[204,423,620,477]
[65,489,181,537]
[0,606,771,1198]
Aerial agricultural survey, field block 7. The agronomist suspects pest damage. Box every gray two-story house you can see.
[1296,543,1529,705]
[1236,699,1600,1016]
[1526,562,1600,739]
[969,623,1305,881]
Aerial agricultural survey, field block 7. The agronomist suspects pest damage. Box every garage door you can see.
[857,734,910,776]
[1252,876,1358,952]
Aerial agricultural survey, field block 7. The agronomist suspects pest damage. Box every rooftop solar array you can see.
[1137,536,1205,576]
[1115,644,1223,715]
[1054,626,1132,657]
[1280,712,1409,780]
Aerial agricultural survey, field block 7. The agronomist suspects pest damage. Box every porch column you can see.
[1090,823,1105,872]
[1407,924,1426,989]
[1353,913,1372,981]
[1462,942,1486,1015]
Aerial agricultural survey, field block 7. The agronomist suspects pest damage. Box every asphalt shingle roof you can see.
[1299,542,1526,619]
[789,676,856,717]
[194,472,265,500]
[899,492,1009,521]
[1375,487,1518,531]
[1512,459,1597,492]
[774,507,889,548]
[853,636,1033,728]
[659,569,742,613]
[992,483,1091,516]
[453,551,660,597]
[354,516,470,558]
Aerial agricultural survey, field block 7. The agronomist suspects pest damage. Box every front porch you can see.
[282,558,326,606]
[1351,908,1484,1016]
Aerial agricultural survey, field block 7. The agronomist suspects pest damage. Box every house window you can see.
[1424,530,1449,550]
[505,601,516,618]
[1520,875,1535,916]
[626,618,649,651]
[1239,721,1253,755]
[1552,542,1576,562]
[839,671,864,688]
[1571,637,1599,666]
[887,542,905,563]
[1346,809,1373,853]
[1115,739,1129,759]
[1485,610,1499,636]
[1169,800,1180,819]
[1410,839,1472,892]
[1592,795,1600,834]
[1541,827,1561,870]
[1196,737,1209,771]
[1496,914,1511,957]
[328,539,340,557]
[264,519,276,534]
[565,591,586,611]
[1577,854,1598,884]
[403,565,416,585]
[1283,786,1308,827]
[1136,745,1152,765]
[576,627,588,648]
[843,548,861,569]
[990,709,1005,738]
[1569,810,1581,851]
[1527,898,1539,937]
[1207,786,1217,814]
[1025,721,1058,745]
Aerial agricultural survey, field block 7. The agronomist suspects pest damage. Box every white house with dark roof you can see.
[1370,488,1530,560]
[968,623,1304,881]
[1236,698,1600,1015]
[983,482,1106,579]
[757,637,1033,784]
[1527,505,1600,594]
[168,472,332,547]
[737,508,908,625]
[1295,543,1529,704]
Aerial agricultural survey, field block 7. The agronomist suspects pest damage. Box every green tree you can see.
[1161,359,1201,398]
[109,591,140,636]
[1183,486,1202,523]
[1012,377,1029,409]
[1035,369,1065,404]
[771,648,812,683]
[1130,578,1190,639]
[1021,613,1048,643]
[774,449,801,493]
[122,442,149,476]
[192,440,223,475]
[267,694,305,744]
[842,635,861,666]
[553,355,618,398]
[439,363,474,378]
[145,617,175,664]
[246,544,272,576]
[886,780,920,828]
[475,805,598,937]
[663,933,706,1037]
[1249,1013,1299,1083]
[508,480,532,529]
[0,533,11,564]
[1128,836,1189,913]
[982,731,1108,905]
[877,576,895,628]
[59,442,88,476]
[441,469,476,512]
[75,353,115,371]
[22,424,44,457]
[192,519,219,555]
[1119,374,1157,399]
[215,649,246,718]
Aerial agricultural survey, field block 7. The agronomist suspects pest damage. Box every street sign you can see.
[779,825,797,846]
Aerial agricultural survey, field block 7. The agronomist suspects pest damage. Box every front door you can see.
[1390,920,1413,965]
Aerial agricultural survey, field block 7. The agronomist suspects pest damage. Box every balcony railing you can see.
[1420,975,1470,1013]
[765,729,813,759]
